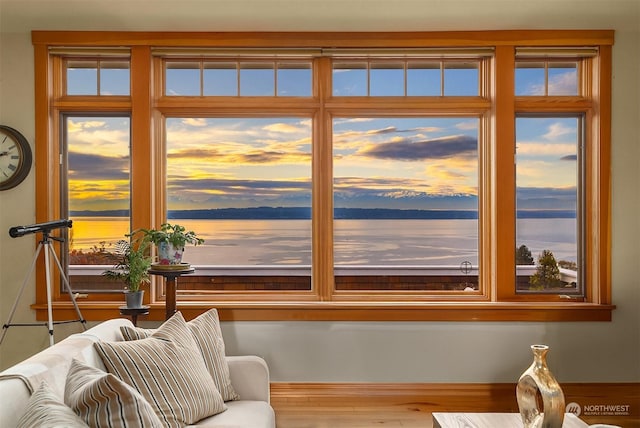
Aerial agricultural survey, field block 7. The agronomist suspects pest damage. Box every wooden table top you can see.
[432,413,589,428]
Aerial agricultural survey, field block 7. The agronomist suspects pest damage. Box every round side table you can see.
[119,305,150,326]
[148,267,195,320]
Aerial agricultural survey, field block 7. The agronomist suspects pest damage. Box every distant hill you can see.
[170,207,311,219]
[70,209,129,217]
[71,207,576,220]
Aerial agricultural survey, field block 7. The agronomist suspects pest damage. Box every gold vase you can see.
[516,344,565,428]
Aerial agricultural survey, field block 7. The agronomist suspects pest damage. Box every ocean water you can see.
[68,217,576,266]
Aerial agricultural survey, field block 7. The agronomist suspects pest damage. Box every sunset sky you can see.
[65,66,579,214]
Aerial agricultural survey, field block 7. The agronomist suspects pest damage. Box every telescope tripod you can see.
[0,230,87,347]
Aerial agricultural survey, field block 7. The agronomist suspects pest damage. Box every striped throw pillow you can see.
[95,311,226,428]
[17,380,89,428]
[64,359,162,428]
[120,308,239,401]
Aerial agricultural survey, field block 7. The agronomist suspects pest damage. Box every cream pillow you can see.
[17,380,89,428]
[95,311,226,428]
[64,359,163,428]
[120,308,239,401]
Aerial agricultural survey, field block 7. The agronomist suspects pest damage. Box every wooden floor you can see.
[272,403,639,428]
[270,383,640,428]
[274,403,435,428]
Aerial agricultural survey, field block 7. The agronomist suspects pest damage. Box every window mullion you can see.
[96,61,101,95]
[313,56,334,302]
[200,59,204,97]
[493,45,517,301]
[544,61,549,96]
[130,46,154,239]
[274,61,278,96]
[440,61,445,95]
[236,62,240,96]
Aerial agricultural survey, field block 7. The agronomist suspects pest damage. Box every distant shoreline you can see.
[70,207,576,220]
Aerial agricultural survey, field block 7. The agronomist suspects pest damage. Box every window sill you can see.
[35,301,615,322]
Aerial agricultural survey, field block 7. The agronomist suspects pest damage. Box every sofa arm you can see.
[226,355,270,403]
[0,377,31,428]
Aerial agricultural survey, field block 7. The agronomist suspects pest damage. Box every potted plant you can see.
[102,238,152,308]
[137,223,204,265]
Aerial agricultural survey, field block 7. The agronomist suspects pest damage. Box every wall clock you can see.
[0,125,32,191]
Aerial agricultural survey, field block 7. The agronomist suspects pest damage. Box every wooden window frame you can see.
[32,30,615,322]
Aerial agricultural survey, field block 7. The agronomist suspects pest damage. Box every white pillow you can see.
[64,358,163,428]
[17,380,89,428]
[120,308,239,401]
[96,311,226,427]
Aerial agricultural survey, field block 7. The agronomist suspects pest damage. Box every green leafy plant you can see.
[102,239,152,292]
[136,223,204,249]
[516,244,535,265]
[529,249,561,290]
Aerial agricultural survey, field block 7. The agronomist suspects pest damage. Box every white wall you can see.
[1,0,638,383]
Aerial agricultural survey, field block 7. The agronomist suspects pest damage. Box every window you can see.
[164,116,313,291]
[515,116,582,295]
[332,59,480,96]
[64,115,132,292]
[333,117,479,292]
[407,62,440,96]
[164,59,313,96]
[65,58,130,96]
[33,31,614,322]
[515,60,579,96]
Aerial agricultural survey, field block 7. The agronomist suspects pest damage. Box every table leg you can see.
[165,276,177,320]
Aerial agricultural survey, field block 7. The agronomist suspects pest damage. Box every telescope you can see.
[9,219,73,238]
[2,217,85,347]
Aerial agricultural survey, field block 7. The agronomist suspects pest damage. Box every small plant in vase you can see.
[102,238,152,308]
[137,223,204,266]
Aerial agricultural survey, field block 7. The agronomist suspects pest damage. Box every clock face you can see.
[0,125,32,190]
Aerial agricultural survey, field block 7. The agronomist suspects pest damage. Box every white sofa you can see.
[0,318,275,428]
